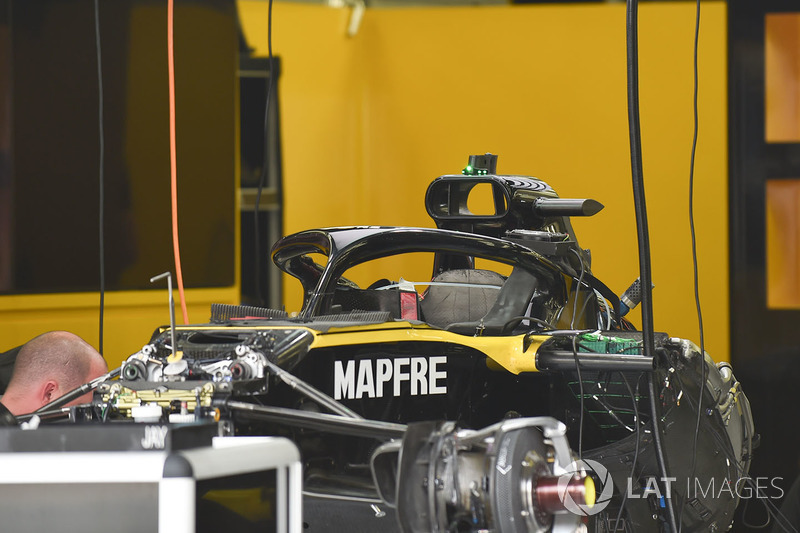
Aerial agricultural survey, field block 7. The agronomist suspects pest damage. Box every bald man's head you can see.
[1,331,108,415]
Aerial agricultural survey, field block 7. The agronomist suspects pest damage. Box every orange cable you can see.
[168,0,189,324]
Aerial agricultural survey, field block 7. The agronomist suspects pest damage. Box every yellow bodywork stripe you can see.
[313,327,544,374]
[165,322,545,374]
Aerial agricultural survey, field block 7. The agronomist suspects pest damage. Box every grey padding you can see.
[419,269,506,328]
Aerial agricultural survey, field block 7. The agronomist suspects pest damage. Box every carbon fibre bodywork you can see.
[98,161,754,532]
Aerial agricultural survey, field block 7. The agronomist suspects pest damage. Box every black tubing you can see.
[226,400,407,440]
[536,351,655,372]
[626,0,679,530]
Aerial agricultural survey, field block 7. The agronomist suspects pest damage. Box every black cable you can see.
[580,288,602,330]
[680,1,705,530]
[647,373,679,525]
[572,334,585,458]
[743,475,798,533]
[727,451,795,532]
[254,0,275,306]
[525,316,557,330]
[505,315,557,331]
[563,247,602,329]
[707,423,796,532]
[720,467,797,533]
[570,248,586,330]
[740,492,772,530]
[94,0,105,355]
[594,290,612,330]
[613,372,641,532]
[569,248,588,457]
[625,0,679,530]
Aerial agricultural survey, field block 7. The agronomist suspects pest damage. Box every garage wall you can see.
[0,2,728,368]
[0,1,240,370]
[240,1,730,360]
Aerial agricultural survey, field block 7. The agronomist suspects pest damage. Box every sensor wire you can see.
[94,0,105,353]
[254,0,276,306]
[680,0,705,531]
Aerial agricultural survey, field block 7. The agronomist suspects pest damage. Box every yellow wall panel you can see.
[240,1,729,360]
[0,288,238,370]
[239,1,366,233]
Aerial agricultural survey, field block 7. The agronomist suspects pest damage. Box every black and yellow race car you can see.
[54,155,753,533]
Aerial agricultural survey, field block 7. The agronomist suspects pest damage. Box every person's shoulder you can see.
[0,345,22,395]
[0,345,22,366]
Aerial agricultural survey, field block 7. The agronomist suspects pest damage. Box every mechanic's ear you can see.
[41,380,59,405]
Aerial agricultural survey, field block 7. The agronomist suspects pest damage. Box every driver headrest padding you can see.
[420,269,506,328]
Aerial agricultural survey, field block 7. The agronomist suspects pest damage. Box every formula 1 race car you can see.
[35,154,754,533]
